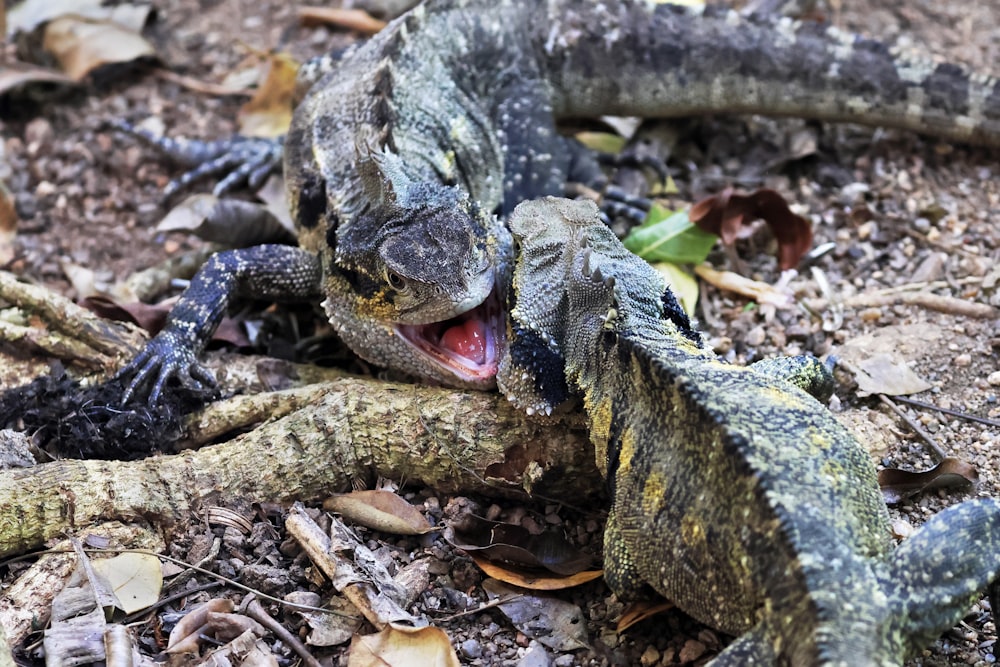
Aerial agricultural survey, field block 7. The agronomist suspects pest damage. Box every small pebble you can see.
[640,645,660,666]
[987,371,1000,387]
[679,639,707,663]
[460,639,483,659]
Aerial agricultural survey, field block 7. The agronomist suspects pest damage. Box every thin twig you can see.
[243,595,322,667]
[892,395,1000,429]
[877,394,948,461]
[837,358,948,460]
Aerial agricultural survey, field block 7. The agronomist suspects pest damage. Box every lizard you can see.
[500,195,1000,666]
[114,0,1000,403]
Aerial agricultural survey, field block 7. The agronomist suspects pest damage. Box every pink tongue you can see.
[440,319,488,365]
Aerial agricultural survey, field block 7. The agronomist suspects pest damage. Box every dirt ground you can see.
[2,0,1000,665]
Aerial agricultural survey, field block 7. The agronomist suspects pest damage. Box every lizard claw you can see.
[115,330,216,405]
[110,120,283,199]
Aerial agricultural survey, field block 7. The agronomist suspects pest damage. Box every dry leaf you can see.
[446,514,593,575]
[850,352,933,396]
[0,179,18,265]
[238,52,300,138]
[8,0,151,36]
[324,490,435,535]
[43,15,155,81]
[347,624,460,667]
[298,7,387,34]
[690,187,813,270]
[157,195,296,246]
[90,552,163,615]
[693,264,796,309]
[470,554,603,591]
[481,579,589,651]
[616,599,675,632]
[0,61,75,97]
[879,457,979,505]
[167,598,235,653]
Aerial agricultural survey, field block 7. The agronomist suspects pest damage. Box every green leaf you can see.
[623,205,718,264]
[574,131,626,155]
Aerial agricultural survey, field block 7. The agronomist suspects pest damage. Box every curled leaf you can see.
[167,598,235,653]
[298,7,388,34]
[157,195,296,246]
[470,554,602,591]
[445,514,593,576]
[324,490,435,535]
[43,15,155,81]
[690,187,812,270]
[878,457,978,505]
[616,599,675,632]
[238,52,300,138]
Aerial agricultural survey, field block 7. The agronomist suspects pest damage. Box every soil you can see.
[1,0,999,665]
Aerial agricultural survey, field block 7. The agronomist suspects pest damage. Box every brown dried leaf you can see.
[0,180,17,266]
[90,552,163,615]
[851,352,933,396]
[157,195,296,246]
[80,295,249,347]
[445,514,593,575]
[238,52,300,138]
[879,457,978,505]
[42,15,155,81]
[167,598,235,653]
[298,6,387,34]
[616,599,675,632]
[0,61,74,97]
[324,490,435,535]
[347,624,460,667]
[690,187,813,270]
[469,554,602,591]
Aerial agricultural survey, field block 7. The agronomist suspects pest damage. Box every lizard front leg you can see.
[116,244,322,404]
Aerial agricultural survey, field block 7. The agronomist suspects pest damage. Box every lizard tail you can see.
[881,497,1000,660]
[544,2,1000,146]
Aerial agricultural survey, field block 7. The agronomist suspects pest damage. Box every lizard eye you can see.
[386,269,407,292]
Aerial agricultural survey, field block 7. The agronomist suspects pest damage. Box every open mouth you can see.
[395,291,504,385]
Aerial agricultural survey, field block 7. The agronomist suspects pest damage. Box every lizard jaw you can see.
[394,294,503,385]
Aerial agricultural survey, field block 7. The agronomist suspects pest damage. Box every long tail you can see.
[540,1,1000,146]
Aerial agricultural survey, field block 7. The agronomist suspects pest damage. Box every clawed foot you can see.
[107,120,284,199]
[600,184,653,225]
[114,330,217,405]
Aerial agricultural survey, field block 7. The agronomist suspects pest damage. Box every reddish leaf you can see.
[81,296,249,346]
[878,457,978,504]
[469,554,602,591]
[690,187,813,270]
[616,599,675,632]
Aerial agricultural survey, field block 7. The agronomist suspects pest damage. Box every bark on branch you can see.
[0,378,598,559]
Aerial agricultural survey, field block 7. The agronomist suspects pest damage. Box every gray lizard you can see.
[500,196,1000,666]
[115,0,1000,402]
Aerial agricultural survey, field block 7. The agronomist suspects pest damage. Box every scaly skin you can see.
[287,0,1000,389]
[501,197,1000,666]
[118,0,1000,399]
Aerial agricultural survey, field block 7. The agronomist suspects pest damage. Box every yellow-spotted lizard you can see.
[501,196,1000,666]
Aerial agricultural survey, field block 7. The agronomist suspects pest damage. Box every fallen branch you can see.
[0,378,596,559]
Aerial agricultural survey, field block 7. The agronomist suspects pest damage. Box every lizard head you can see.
[324,147,508,387]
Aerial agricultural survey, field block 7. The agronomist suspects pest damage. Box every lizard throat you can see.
[395,292,503,385]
